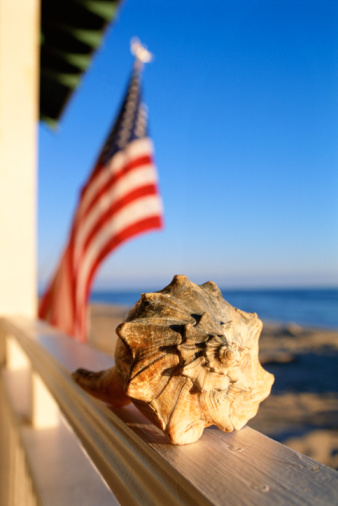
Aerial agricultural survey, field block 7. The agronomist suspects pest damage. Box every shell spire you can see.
[73,275,274,445]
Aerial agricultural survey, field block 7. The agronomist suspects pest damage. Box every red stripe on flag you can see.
[81,154,153,212]
[38,244,76,335]
[86,158,152,220]
[38,66,164,343]
[74,215,163,343]
[82,184,160,257]
[84,215,163,306]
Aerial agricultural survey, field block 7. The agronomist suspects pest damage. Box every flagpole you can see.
[130,37,153,71]
[39,37,163,342]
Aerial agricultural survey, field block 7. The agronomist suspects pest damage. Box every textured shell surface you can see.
[115,275,274,445]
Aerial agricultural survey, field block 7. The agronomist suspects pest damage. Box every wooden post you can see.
[31,372,60,429]
[0,0,39,318]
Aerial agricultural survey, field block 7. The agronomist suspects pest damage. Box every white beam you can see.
[0,0,39,317]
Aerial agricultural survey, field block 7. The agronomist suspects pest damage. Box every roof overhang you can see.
[40,0,121,127]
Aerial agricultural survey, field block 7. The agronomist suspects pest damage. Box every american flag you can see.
[39,66,164,342]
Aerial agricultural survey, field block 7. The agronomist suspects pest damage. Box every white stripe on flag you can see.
[73,164,158,263]
[77,138,155,217]
[76,195,163,305]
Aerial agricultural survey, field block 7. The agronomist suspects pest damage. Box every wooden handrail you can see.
[1,316,337,505]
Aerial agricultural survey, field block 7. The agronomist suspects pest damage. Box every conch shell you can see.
[73,275,274,444]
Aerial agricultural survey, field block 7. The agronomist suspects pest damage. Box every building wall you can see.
[0,0,39,317]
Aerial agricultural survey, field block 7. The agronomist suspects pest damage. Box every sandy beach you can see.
[88,303,338,470]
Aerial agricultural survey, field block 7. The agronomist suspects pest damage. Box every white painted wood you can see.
[1,316,337,506]
[0,0,39,318]
[6,336,60,429]
[31,371,60,429]
[0,376,38,506]
[1,369,119,506]
[6,335,30,370]
[109,404,338,506]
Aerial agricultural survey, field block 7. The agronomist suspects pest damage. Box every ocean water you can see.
[91,287,338,330]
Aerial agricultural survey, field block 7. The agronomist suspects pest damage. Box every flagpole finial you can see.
[130,37,153,70]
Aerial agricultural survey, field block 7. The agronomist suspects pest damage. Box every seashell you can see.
[73,275,274,445]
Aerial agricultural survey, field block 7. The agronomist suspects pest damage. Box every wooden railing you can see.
[1,316,337,505]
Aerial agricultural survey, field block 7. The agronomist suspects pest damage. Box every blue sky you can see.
[38,0,338,290]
